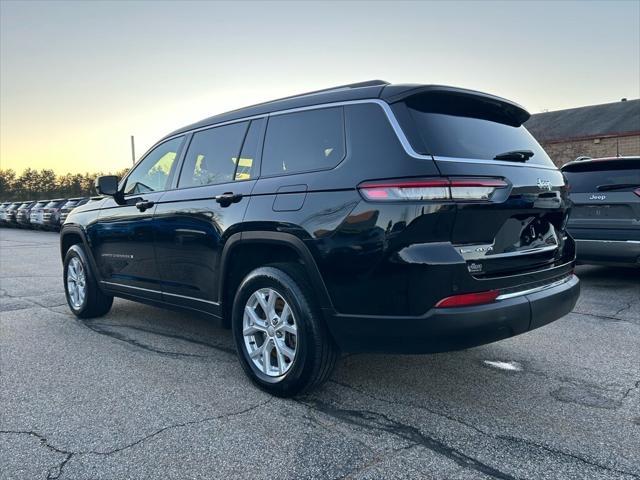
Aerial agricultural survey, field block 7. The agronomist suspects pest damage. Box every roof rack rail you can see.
[269,80,389,103]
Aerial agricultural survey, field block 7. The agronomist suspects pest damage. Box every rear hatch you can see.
[561,158,640,241]
[387,87,573,278]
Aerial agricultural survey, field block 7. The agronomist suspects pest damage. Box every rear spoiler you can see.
[381,84,530,127]
[561,157,640,172]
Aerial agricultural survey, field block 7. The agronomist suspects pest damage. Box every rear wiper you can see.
[493,150,535,162]
[597,183,640,191]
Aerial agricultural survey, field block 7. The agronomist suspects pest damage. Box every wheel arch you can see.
[60,226,102,284]
[219,231,333,328]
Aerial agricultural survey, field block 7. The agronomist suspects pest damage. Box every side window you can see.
[124,136,184,195]
[178,122,248,188]
[262,107,345,177]
[235,118,264,181]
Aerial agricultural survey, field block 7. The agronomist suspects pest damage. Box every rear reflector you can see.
[435,290,500,308]
[359,177,508,202]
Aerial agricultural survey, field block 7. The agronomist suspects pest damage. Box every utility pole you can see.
[130,135,136,164]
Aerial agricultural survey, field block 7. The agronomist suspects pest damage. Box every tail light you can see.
[435,290,500,308]
[358,177,508,202]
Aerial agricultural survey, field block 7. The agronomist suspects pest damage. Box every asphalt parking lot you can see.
[1,228,638,480]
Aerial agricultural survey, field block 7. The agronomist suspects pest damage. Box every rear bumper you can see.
[324,274,580,353]
[575,239,640,266]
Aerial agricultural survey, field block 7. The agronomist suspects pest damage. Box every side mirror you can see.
[95,175,124,204]
[95,175,119,196]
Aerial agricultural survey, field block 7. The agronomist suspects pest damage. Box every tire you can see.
[63,244,113,318]
[232,263,339,397]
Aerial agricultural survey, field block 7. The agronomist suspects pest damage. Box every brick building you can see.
[525,99,640,167]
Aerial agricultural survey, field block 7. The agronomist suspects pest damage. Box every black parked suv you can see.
[561,156,639,266]
[60,81,580,396]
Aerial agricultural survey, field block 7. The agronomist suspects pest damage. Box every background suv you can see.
[59,197,90,224]
[42,199,67,230]
[0,202,11,224]
[29,200,48,229]
[4,202,21,226]
[561,156,640,266]
[60,81,580,396]
[15,201,35,228]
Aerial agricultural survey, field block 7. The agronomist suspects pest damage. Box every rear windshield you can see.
[563,168,640,193]
[398,93,554,167]
[45,201,64,208]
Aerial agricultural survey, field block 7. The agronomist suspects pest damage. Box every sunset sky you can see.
[1,0,639,174]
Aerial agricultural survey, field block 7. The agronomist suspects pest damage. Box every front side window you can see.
[262,107,345,177]
[124,136,184,195]
[178,122,249,188]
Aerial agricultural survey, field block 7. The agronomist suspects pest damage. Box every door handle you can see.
[215,192,243,207]
[135,200,155,212]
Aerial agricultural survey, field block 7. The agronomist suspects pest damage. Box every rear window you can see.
[45,201,64,208]
[397,93,554,167]
[562,160,640,193]
[262,107,345,176]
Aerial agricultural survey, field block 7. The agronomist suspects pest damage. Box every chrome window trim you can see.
[575,239,640,244]
[496,275,574,301]
[156,99,559,174]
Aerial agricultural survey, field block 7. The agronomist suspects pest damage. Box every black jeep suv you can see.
[60,81,580,396]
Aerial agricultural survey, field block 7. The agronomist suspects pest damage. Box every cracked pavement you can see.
[1,229,639,479]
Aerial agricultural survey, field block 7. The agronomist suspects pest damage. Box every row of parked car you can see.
[0,198,93,231]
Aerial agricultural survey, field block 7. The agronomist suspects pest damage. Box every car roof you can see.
[162,80,530,140]
[561,156,640,172]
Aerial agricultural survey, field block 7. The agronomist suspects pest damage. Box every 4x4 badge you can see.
[537,178,552,191]
[468,263,483,273]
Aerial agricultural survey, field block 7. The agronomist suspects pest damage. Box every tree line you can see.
[0,168,129,202]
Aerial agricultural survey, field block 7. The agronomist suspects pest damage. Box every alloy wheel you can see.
[67,257,86,309]
[243,288,298,377]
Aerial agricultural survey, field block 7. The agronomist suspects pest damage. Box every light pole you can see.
[130,135,136,165]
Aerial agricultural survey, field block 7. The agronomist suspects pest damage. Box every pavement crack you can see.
[90,322,236,355]
[79,320,234,358]
[87,398,272,456]
[0,398,272,475]
[333,444,417,480]
[0,431,74,480]
[47,453,73,480]
[329,380,640,479]
[497,434,640,479]
[572,310,638,326]
[622,380,640,401]
[614,302,633,316]
[301,398,519,480]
